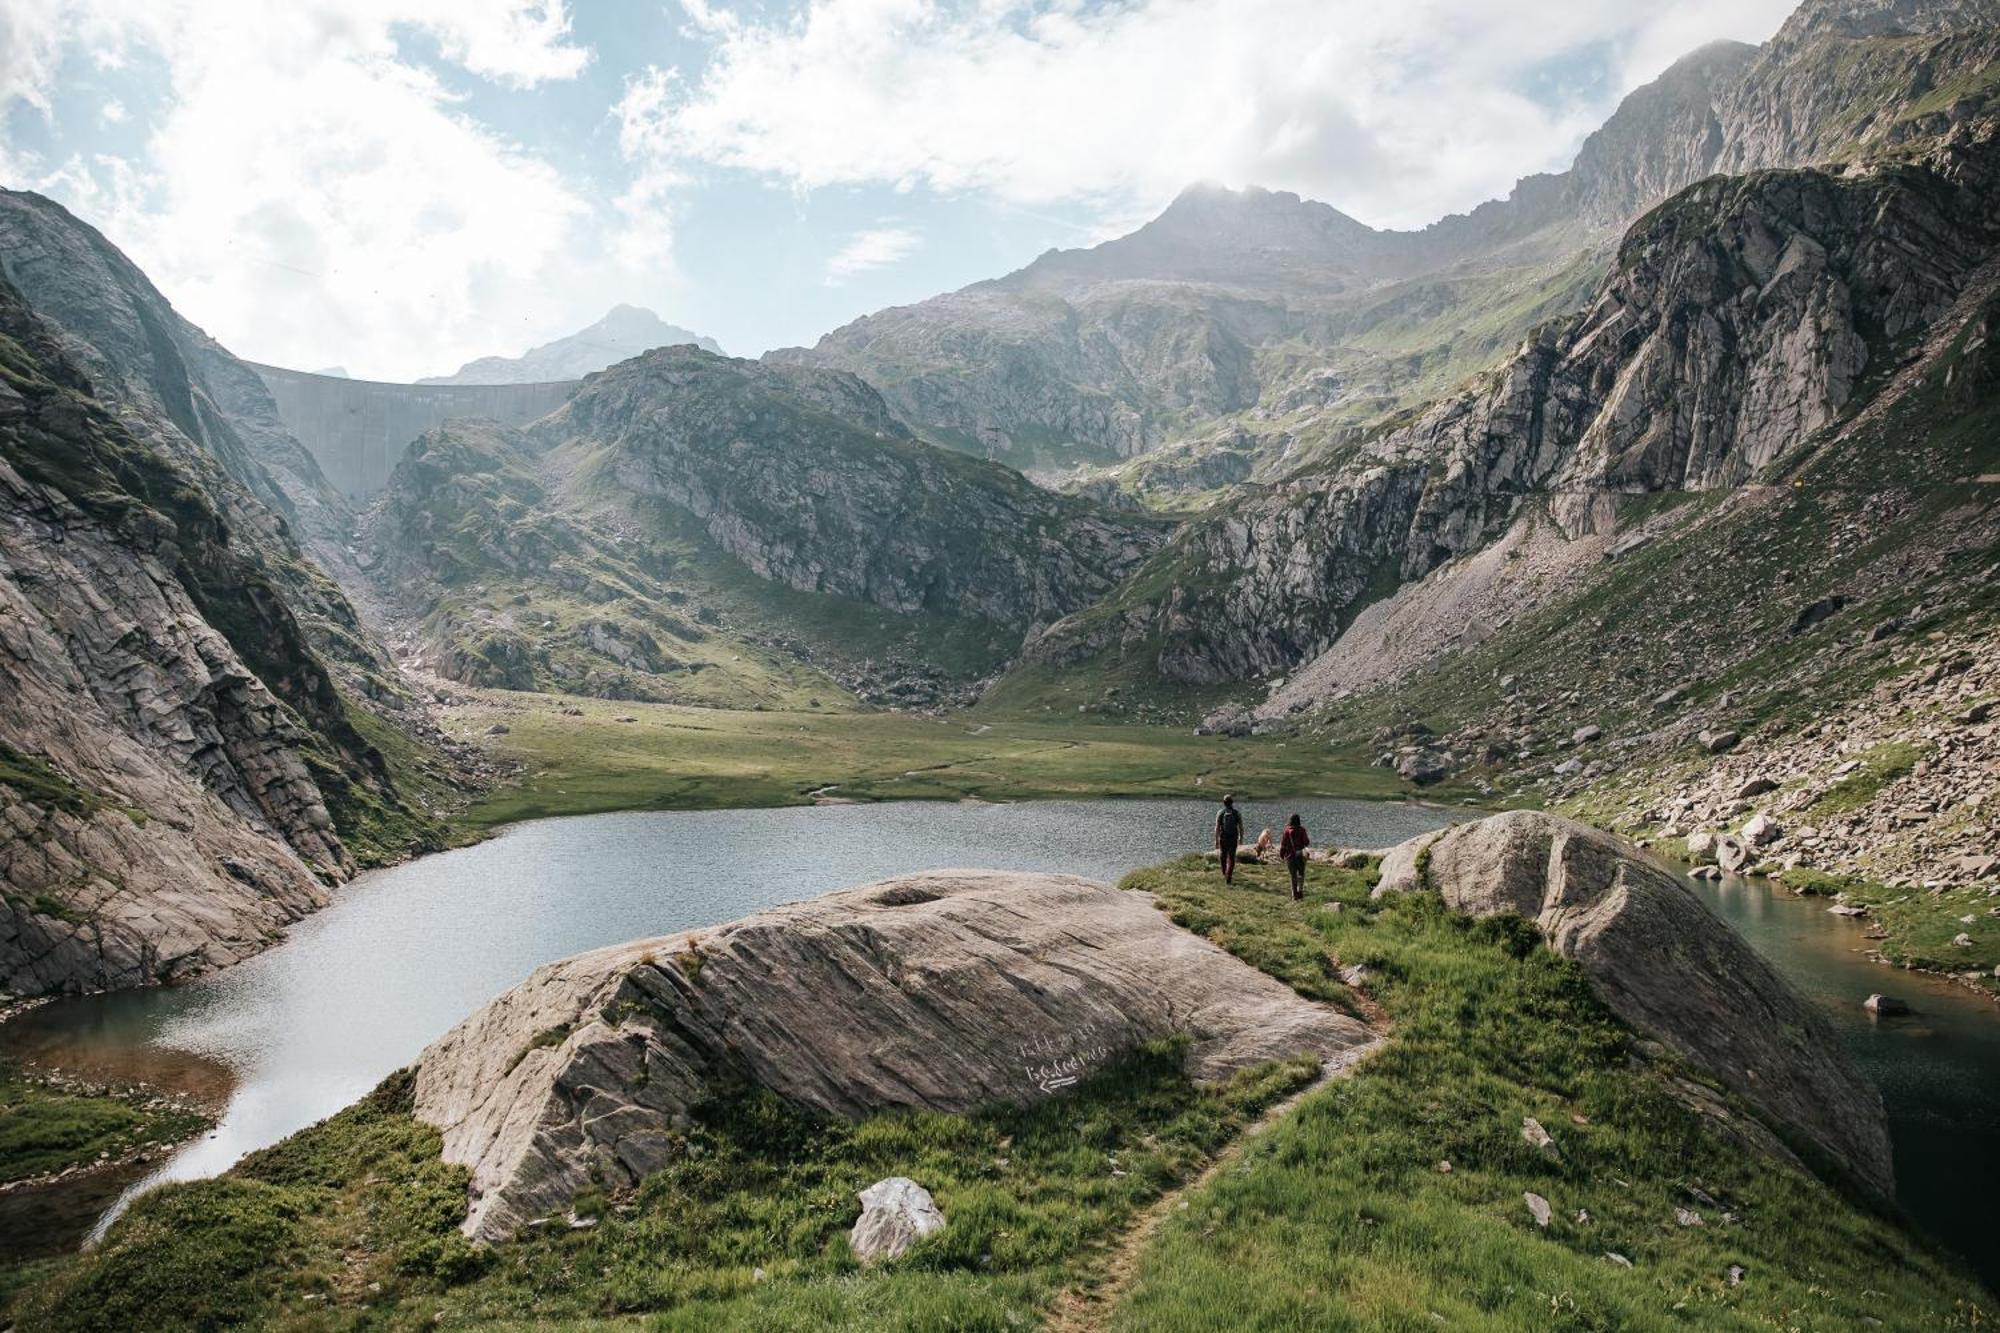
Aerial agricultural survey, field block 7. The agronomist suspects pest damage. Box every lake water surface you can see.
[1,797,1453,1253]
[4,798,1995,1288]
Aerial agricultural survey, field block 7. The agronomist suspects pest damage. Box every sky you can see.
[0,0,1799,381]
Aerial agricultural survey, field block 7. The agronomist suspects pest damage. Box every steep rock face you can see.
[1029,134,2000,684]
[1375,812,1894,1193]
[0,277,353,994]
[0,190,421,733]
[413,869,1378,1241]
[0,190,349,550]
[539,348,1166,635]
[420,304,720,385]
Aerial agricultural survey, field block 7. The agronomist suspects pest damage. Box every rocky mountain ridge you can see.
[777,0,2000,478]
[1023,120,2000,687]
[2,275,355,992]
[542,349,1166,636]
[356,348,1168,707]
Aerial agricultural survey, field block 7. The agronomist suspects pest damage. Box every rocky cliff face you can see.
[539,348,1166,635]
[0,276,355,993]
[1028,128,2000,685]
[1376,812,1894,1193]
[413,869,1378,1241]
[0,196,456,994]
[360,419,738,701]
[0,190,351,554]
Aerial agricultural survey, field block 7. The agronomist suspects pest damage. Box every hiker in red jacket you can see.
[1279,813,1311,900]
[1214,795,1244,884]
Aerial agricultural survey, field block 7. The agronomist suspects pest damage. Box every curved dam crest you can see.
[246,362,578,501]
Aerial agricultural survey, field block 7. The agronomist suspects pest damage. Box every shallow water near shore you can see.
[3,800,1995,1290]
[1683,871,2000,1286]
[0,797,1455,1258]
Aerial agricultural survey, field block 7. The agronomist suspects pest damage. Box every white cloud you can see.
[824,224,922,284]
[627,0,1797,230]
[1,1,618,379]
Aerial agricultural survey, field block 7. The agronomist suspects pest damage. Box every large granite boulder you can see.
[1376,811,1892,1193]
[414,869,1377,1241]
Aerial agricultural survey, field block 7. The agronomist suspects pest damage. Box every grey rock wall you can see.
[248,363,576,502]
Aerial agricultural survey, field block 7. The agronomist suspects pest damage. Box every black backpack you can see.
[1217,806,1243,843]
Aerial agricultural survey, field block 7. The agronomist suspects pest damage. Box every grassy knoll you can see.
[447,688,1421,830]
[1110,857,1991,1330]
[0,1059,208,1186]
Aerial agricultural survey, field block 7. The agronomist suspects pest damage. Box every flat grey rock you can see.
[414,869,1378,1241]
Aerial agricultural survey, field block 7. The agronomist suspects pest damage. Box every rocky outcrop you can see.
[412,869,1378,1241]
[539,347,1166,635]
[0,275,356,993]
[1376,811,1894,1192]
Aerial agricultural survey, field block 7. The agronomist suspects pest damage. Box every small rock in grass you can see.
[1573,725,1603,744]
[1437,1160,1453,1174]
[1675,1208,1704,1227]
[1606,1252,1634,1268]
[1727,1264,1747,1287]
[1521,1116,1559,1158]
[1525,1193,1552,1228]
[1953,933,1974,948]
[849,1177,946,1264]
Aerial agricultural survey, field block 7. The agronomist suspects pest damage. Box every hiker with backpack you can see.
[1280,813,1311,900]
[1214,795,1244,884]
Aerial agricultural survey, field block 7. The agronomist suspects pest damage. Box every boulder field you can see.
[1376,810,1892,1194]
[414,818,1894,1243]
[413,869,1378,1241]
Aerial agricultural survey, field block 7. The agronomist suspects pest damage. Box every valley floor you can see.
[10,857,1989,1329]
[439,687,1427,831]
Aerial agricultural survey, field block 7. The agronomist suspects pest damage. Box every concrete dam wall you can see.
[247,363,578,501]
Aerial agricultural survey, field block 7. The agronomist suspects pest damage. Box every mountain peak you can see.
[420,307,723,385]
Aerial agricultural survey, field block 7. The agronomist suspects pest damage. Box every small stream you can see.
[2,800,1995,1288]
